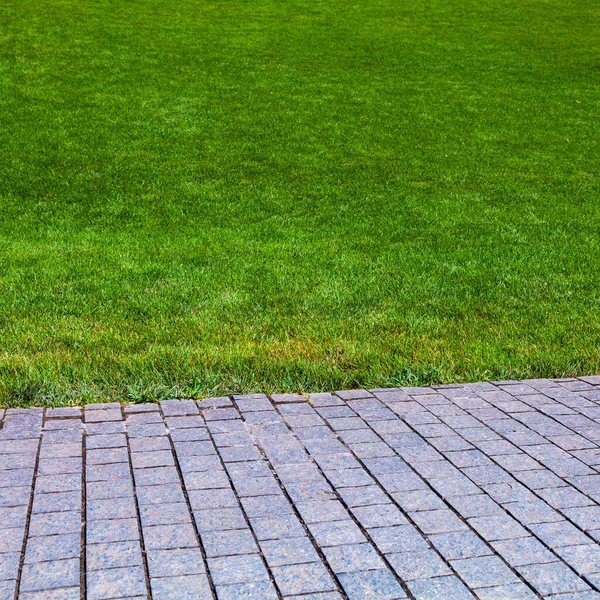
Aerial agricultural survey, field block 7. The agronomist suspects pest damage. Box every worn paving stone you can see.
[6,379,600,597]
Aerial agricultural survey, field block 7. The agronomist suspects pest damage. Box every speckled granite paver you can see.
[4,379,600,598]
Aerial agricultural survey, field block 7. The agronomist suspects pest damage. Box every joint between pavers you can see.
[196,410,286,600]
[80,409,87,600]
[154,402,220,600]
[13,420,47,600]
[122,404,154,599]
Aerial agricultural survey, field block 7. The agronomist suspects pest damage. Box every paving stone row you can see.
[19,407,83,599]
[85,402,148,600]
[0,409,43,600]
[3,377,600,599]
[232,393,404,599]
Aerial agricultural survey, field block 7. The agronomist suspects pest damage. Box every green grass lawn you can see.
[1,0,599,406]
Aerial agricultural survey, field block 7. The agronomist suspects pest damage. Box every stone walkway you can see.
[3,379,600,599]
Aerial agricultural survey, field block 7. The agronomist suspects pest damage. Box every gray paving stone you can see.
[127,412,164,425]
[0,506,28,529]
[194,507,248,532]
[336,569,406,599]
[271,562,337,595]
[375,471,427,493]
[174,440,216,457]
[208,553,270,585]
[85,402,122,411]
[31,491,81,515]
[139,502,191,527]
[44,420,84,431]
[308,519,366,548]
[260,537,320,567]
[350,504,407,529]
[170,428,211,442]
[86,518,140,544]
[86,447,129,465]
[85,408,122,423]
[555,544,600,575]
[144,522,198,549]
[133,466,180,486]
[530,520,592,548]
[285,479,336,502]
[150,575,212,599]
[85,433,127,449]
[138,483,187,506]
[0,527,24,553]
[250,514,308,541]
[564,505,600,531]
[87,540,143,570]
[25,533,81,563]
[147,547,206,577]
[367,524,427,554]
[204,408,240,421]
[203,528,258,557]
[20,558,79,592]
[87,496,137,521]
[0,467,35,487]
[468,513,529,541]
[87,478,134,500]
[236,398,274,412]
[323,542,386,574]
[387,548,452,580]
[35,472,82,493]
[226,460,272,480]
[192,471,248,496]
[130,450,174,469]
[391,489,447,511]
[409,509,468,534]
[197,397,233,408]
[0,552,19,581]
[183,470,230,491]
[451,555,519,588]
[29,510,81,536]
[296,500,348,524]
[87,565,147,599]
[408,576,474,600]
[127,423,168,437]
[504,499,563,524]
[160,399,199,416]
[165,416,205,429]
[86,422,126,435]
[124,402,160,413]
[334,484,388,507]
[429,530,493,560]
[87,461,131,481]
[0,485,31,507]
[0,439,39,454]
[536,485,594,509]
[491,535,556,567]
[517,561,591,595]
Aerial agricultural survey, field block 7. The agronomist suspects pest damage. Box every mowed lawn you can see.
[1,0,599,405]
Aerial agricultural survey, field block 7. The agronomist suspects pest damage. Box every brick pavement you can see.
[3,378,600,598]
